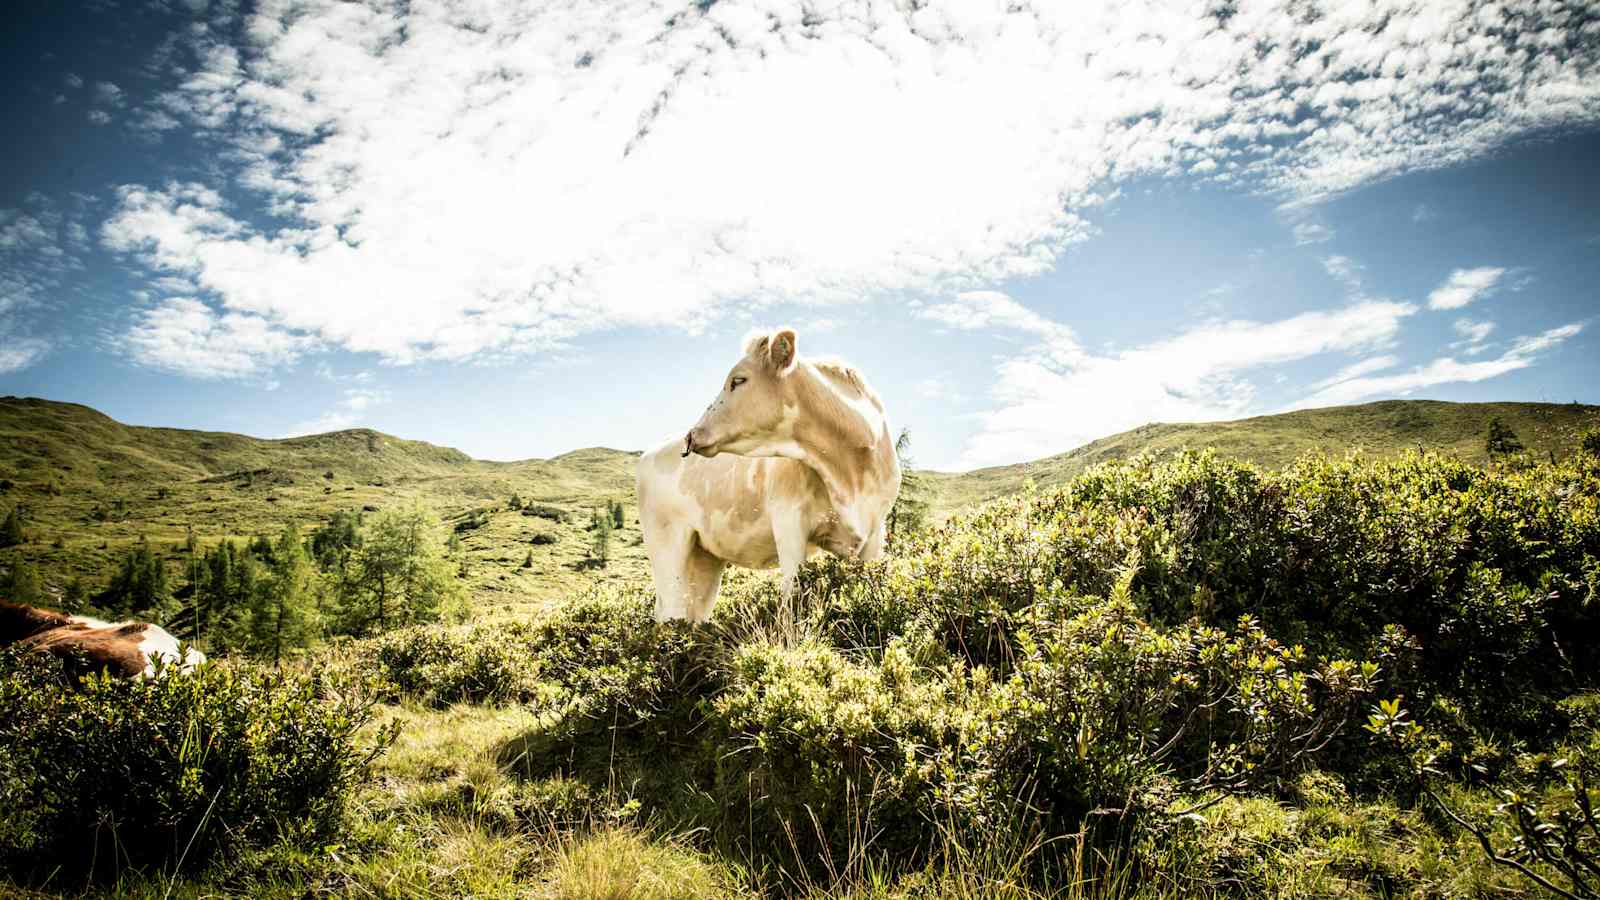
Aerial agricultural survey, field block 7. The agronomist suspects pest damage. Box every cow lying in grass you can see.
[638,328,901,622]
[0,600,205,678]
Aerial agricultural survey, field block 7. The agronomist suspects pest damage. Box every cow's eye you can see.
[730,376,746,391]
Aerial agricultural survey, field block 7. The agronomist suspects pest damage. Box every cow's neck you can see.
[784,363,897,546]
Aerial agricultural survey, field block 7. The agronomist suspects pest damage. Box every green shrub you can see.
[354,625,544,707]
[504,449,1600,888]
[0,649,393,881]
[522,504,569,523]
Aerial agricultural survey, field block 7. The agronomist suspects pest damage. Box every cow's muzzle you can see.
[682,428,717,458]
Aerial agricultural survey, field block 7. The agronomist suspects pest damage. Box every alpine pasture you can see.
[3,396,1599,899]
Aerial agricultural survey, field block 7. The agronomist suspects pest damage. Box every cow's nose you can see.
[682,431,695,458]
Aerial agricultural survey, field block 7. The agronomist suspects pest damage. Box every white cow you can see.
[637,328,901,623]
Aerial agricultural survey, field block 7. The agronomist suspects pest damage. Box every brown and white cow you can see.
[637,328,901,623]
[0,600,206,679]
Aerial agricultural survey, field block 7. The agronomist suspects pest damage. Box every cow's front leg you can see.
[773,508,811,600]
[858,519,888,562]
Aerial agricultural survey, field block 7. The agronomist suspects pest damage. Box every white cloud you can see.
[917,291,1076,344]
[0,336,48,374]
[1427,267,1506,310]
[0,202,91,371]
[0,213,53,252]
[1293,221,1335,245]
[1412,203,1436,223]
[92,82,125,108]
[916,376,963,403]
[64,73,83,90]
[955,293,1415,467]
[101,0,1600,372]
[1451,318,1496,354]
[281,386,392,436]
[122,297,312,379]
[1294,323,1582,408]
[1311,355,1399,391]
[1322,255,1365,294]
[87,110,112,126]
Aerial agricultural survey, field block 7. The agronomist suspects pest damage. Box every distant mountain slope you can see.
[4,396,1596,597]
[924,400,1600,514]
[0,396,643,594]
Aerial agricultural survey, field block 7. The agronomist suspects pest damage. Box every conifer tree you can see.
[250,523,317,666]
[0,507,24,549]
[106,536,168,616]
[1486,417,1525,460]
[591,507,612,565]
[887,428,930,543]
[1,557,44,606]
[338,502,463,634]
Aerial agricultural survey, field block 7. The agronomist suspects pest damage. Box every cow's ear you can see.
[768,328,797,375]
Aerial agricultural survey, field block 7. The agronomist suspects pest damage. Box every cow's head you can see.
[684,328,799,458]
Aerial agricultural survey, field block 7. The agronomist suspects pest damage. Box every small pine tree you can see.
[1581,427,1600,459]
[887,428,931,543]
[250,523,317,666]
[337,502,464,635]
[1486,417,1525,460]
[62,576,88,613]
[1,557,44,606]
[609,499,625,529]
[522,549,533,569]
[0,508,24,549]
[591,507,612,565]
[509,492,523,511]
[105,536,169,616]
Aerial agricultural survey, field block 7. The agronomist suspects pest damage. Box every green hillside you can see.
[0,396,649,611]
[4,396,1597,613]
[926,399,1600,514]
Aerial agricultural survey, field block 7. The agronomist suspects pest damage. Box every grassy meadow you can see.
[3,396,1600,898]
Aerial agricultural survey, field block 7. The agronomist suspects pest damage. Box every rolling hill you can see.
[0,396,648,610]
[924,399,1600,513]
[2,396,1596,610]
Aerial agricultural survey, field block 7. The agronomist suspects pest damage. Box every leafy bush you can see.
[0,649,394,880]
[506,449,1600,887]
[353,625,544,707]
[522,503,570,523]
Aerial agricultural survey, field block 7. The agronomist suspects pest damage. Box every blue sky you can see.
[1,0,1597,471]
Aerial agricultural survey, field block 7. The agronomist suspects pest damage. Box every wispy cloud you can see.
[1293,324,1583,408]
[281,387,392,437]
[1311,355,1399,391]
[0,337,48,374]
[1293,221,1334,245]
[122,297,312,379]
[0,200,91,374]
[1427,267,1506,310]
[1322,255,1365,294]
[98,0,1600,375]
[1451,318,1496,355]
[949,292,1416,467]
[916,377,963,403]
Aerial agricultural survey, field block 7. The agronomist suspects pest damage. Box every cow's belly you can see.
[695,514,781,569]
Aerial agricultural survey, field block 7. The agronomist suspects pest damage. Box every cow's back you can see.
[22,623,152,679]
